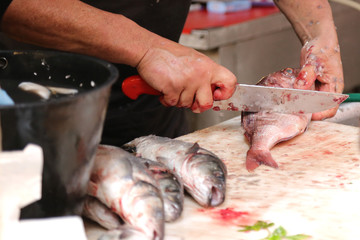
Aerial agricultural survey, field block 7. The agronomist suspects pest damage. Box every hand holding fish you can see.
[295,38,344,120]
[274,0,344,120]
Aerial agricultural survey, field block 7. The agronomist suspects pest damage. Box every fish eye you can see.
[213,170,224,178]
[285,68,293,74]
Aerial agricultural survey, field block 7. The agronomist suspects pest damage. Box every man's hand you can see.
[274,0,344,120]
[295,38,344,120]
[2,0,237,114]
[136,40,237,113]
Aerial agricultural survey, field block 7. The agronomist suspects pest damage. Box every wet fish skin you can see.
[88,145,164,240]
[18,81,78,99]
[98,228,150,240]
[127,135,227,208]
[18,82,51,99]
[241,68,312,172]
[82,196,123,230]
[138,158,184,222]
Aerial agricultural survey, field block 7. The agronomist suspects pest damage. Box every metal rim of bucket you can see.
[0,50,119,110]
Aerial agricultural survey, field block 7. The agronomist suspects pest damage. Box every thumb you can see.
[311,106,338,121]
[294,64,317,90]
[212,69,237,101]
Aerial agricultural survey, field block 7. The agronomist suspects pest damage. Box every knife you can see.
[121,75,348,114]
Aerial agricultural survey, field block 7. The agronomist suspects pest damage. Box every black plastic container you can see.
[0,50,118,218]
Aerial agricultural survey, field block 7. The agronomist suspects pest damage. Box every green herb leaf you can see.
[238,220,274,232]
[266,236,281,240]
[271,226,287,237]
[285,234,311,240]
[238,220,311,240]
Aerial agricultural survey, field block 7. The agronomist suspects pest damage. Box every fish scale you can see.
[127,135,227,208]
[86,144,164,240]
[137,158,184,222]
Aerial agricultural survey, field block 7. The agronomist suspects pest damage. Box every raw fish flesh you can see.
[242,68,312,171]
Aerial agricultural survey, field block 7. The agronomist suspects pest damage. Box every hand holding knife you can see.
[122,75,348,114]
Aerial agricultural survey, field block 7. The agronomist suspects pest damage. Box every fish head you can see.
[258,68,300,88]
[159,176,184,222]
[185,150,227,207]
[122,181,164,240]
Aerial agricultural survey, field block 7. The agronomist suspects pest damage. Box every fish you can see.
[18,82,51,99]
[82,196,123,230]
[18,81,78,100]
[138,158,184,222]
[99,229,183,240]
[125,135,227,207]
[46,86,78,95]
[87,144,165,240]
[241,68,312,172]
[98,228,150,240]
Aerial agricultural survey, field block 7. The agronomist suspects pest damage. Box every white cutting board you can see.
[86,116,360,240]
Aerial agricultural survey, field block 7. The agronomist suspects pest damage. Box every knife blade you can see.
[212,84,348,114]
[122,75,348,114]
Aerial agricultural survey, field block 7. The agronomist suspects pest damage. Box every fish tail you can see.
[246,148,279,172]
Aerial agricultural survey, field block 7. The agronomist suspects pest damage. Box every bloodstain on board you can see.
[323,150,333,155]
[315,135,332,142]
[197,207,254,226]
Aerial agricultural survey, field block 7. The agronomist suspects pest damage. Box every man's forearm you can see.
[274,0,338,44]
[1,0,162,67]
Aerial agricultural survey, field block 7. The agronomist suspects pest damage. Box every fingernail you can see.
[191,103,201,113]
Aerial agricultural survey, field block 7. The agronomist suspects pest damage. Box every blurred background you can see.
[183,0,360,130]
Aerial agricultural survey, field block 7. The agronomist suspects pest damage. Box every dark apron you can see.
[82,0,192,146]
[0,0,192,146]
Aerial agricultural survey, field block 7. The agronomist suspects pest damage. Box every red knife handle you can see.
[122,75,161,100]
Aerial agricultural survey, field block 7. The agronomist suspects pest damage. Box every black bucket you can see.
[0,50,118,218]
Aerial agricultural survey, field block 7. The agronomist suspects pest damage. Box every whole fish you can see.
[138,158,184,222]
[87,145,164,240]
[241,68,312,172]
[126,135,227,207]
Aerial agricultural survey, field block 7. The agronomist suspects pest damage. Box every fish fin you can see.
[187,143,200,154]
[246,148,279,172]
[87,180,98,197]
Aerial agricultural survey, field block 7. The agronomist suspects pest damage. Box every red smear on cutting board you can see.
[323,150,333,155]
[197,207,253,226]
